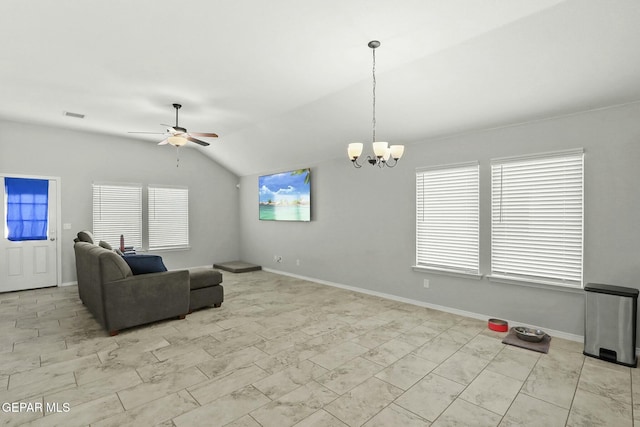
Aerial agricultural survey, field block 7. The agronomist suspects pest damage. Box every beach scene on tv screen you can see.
[259,168,310,221]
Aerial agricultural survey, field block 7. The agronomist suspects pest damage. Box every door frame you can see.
[1,173,62,287]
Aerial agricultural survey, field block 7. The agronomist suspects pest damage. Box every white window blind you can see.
[491,149,584,287]
[148,185,189,250]
[92,183,142,249]
[416,162,479,274]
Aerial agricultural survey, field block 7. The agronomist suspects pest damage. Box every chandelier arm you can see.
[385,158,398,168]
[351,158,363,168]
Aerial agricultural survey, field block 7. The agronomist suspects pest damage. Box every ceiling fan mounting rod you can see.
[173,103,182,127]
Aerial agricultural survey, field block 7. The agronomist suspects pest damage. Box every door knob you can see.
[50,237,56,241]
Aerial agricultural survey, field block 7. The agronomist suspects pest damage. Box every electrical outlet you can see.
[423,279,430,288]
[296,259,300,266]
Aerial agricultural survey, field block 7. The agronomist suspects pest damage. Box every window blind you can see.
[491,149,584,287]
[416,162,479,274]
[148,186,189,250]
[92,183,142,249]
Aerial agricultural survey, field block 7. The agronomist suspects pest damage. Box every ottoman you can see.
[187,267,224,311]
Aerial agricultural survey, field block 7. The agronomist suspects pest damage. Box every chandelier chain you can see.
[372,47,376,143]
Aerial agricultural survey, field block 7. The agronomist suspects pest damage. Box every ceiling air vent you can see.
[63,111,85,119]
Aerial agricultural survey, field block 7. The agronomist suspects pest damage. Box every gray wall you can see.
[0,120,240,284]
[239,102,640,339]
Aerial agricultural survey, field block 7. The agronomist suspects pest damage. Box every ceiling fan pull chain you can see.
[176,147,180,167]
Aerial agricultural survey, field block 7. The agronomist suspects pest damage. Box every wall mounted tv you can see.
[259,168,311,221]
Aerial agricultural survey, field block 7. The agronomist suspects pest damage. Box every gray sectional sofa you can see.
[73,239,223,335]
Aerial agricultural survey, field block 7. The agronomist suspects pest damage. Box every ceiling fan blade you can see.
[186,136,210,147]
[189,132,219,138]
[158,139,169,145]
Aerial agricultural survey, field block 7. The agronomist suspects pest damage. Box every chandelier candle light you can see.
[348,40,404,168]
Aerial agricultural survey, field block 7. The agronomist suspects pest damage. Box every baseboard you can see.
[263,268,584,344]
[59,281,77,287]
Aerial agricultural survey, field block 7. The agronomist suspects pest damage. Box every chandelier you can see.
[348,40,404,168]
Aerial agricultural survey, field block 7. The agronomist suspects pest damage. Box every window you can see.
[491,149,584,287]
[92,183,142,249]
[416,162,479,275]
[148,185,189,250]
[91,183,189,252]
[4,177,49,241]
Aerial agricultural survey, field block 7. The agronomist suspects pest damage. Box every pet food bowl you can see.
[514,326,546,342]
[488,318,509,332]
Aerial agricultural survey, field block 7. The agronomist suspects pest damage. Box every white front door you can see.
[0,175,60,292]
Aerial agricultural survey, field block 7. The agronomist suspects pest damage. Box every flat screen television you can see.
[259,168,311,221]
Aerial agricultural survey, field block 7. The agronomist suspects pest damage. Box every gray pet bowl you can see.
[514,326,546,343]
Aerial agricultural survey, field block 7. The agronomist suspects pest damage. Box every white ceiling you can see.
[2,0,640,176]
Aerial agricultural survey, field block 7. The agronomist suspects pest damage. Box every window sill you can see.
[486,274,584,294]
[147,246,191,252]
[412,265,483,280]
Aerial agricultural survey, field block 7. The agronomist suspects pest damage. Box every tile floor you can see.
[0,270,637,426]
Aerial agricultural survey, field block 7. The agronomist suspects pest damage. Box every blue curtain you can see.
[4,177,49,241]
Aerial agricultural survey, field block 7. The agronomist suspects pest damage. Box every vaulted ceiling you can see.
[2,0,640,176]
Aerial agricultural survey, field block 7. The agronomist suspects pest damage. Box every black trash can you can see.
[584,283,638,367]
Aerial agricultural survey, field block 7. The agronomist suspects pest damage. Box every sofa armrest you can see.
[101,269,190,332]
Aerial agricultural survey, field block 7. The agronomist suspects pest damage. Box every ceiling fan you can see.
[129,103,218,147]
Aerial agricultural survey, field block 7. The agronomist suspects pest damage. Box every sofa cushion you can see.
[77,230,95,244]
[98,248,133,283]
[122,254,168,275]
[99,240,113,250]
[188,267,223,290]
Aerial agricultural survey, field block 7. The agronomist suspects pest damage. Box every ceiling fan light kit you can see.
[348,40,404,169]
[167,135,188,147]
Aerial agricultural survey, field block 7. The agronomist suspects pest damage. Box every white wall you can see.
[0,120,241,284]
[239,102,640,339]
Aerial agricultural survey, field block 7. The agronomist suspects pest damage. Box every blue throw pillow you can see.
[122,254,168,275]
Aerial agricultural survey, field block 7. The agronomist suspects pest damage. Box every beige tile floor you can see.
[0,270,637,426]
